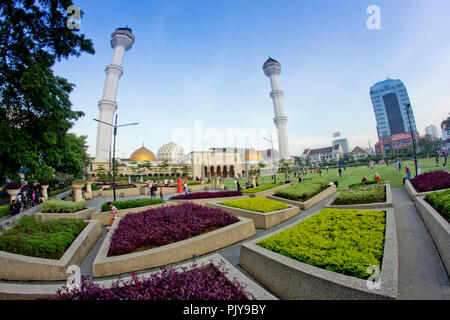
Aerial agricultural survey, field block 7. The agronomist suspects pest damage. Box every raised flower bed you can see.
[0,216,101,281]
[169,191,246,206]
[267,180,336,209]
[325,183,393,209]
[101,184,140,197]
[405,170,450,200]
[35,199,95,222]
[240,208,398,300]
[415,190,450,275]
[208,197,300,229]
[92,203,255,277]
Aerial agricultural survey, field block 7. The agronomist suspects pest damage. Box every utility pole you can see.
[405,103,418,176]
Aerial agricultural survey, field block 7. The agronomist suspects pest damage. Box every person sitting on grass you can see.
[361,176,367,182]
[374,173,380,181]
[106,202,118,233]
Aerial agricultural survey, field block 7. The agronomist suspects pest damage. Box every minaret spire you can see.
[95,27,135,163]
[262,57,290,160]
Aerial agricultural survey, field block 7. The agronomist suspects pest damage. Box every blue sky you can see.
[54,0,450,159]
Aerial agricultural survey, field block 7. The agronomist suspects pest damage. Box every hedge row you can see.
[332,185,386,205]
[101,198,164,212]
[241,183,284,194]
[0,216,86,259]
[274,180,329,202]
[220,197,288,213]
[425,190,450,222]
[258,208,386,279]
[0,205,9,218]
[40,199,87,213]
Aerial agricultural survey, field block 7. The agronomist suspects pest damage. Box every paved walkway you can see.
[392,188,449,300]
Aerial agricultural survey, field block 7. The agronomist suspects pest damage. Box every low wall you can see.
[35,207,96,222]
[101,187,141,198]
[90,202,175,226]
[92,216,255,277]
[325,183,393,209]
[267,184,337,210]
[0,253,276,300]
[207,202,300,229]
[415,196,450,276]
[0,220,102,281]
[239,208,398,300]
[404,179,449,200]
[168,195,248,206]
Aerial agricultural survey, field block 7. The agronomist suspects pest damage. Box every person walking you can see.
[237,181,241,191]
[403,165,411,185]
[338,168,342,178]
[159,188,163,199]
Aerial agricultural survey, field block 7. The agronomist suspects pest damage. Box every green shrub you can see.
[82,184,102,191]
[0,205,10,218]
[348,180,383,189]
[0,216,86,259]
[274,180,328,202]
[258,208,386,279]
[241,183,283,194]
[425,190,450,222]
[48,186,72,197]
[40,199,87,213]
[101,198,164,212]
[332,185,386,205]
[220,197,289,213]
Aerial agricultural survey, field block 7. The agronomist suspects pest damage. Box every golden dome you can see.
[245,149,262,161]
[130,145,156,162]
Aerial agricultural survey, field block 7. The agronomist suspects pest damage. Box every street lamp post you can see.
[94,115,138,201]
[263,135,276,183]
[405,103,418,177]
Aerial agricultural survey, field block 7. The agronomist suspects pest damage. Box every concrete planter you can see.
[0,220,102,281]
[267,184,337,210]
[35,207,96,222]
[92,216,255,277]
[207,202,300,229]
[0,253,276,300]
[5,189,20,204]
[325,183,393,209]
[239,208,398,300]
[90,202,175,226]
[414,196,450,276]
[404,179,450,200]
[243,183,292,198]
[169,195,248,206]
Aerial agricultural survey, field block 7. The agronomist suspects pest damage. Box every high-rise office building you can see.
[425,125,439,139]
[370,79,418,154]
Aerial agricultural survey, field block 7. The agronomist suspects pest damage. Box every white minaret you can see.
[263,57,290,160]
[95,27,135,163]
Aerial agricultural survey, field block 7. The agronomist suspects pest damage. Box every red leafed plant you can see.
[170,191,242,200]
[108,203,239,256]
[56,260,254,300]
[410,170,450,192]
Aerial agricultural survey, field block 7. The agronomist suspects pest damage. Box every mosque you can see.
[91,27,290,181]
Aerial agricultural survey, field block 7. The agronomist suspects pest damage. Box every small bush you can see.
[425,190,450,222]
[274,180,328,202]
[332,185,386,205]
[220,197,289,213]
[258,208,386,279]
[101,198,164,212]
[40,199,87,213]
[0,216,86,259]
[241,183,283,194]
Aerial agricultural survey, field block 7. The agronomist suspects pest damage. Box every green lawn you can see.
[224,157,443,191]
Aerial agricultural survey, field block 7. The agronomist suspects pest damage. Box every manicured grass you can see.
[257,208,386,279]
[0,205,9,218]
[223,157,443,191]
[332,185,386,205]
[40,199,87,213]
[425,190,450,222]
[0,216,86,259]
[101,198,164,212]
[241,183,284,194]
[220,197,289,213]
[274,180,329,202]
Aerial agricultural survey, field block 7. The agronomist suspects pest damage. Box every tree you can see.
[441,114,450,132]
[0,0,94,183]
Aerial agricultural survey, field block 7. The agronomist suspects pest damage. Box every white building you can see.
[425,125,439,139]
[302,145,344,163]
[332,138,349,153]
